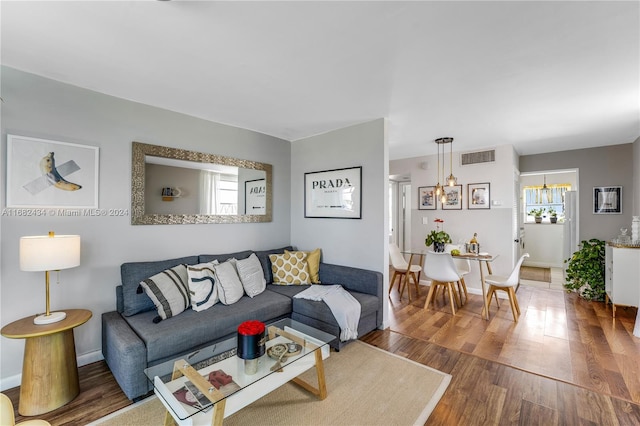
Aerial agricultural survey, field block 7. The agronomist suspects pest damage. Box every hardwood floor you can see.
[388,282,640,406]
[3,361,131,425]
[3,284,639,425]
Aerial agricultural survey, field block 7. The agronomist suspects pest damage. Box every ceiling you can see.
[1,1,638,160]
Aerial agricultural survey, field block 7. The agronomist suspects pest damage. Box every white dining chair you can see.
[423,251,461,314]
[388,243,422,301]
[445,244,470,305]
[484,253,530,322]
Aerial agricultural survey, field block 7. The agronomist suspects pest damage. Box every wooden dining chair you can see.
[0,393,51,426]
[484,253,530,322]
[423,251,461,314]
[388,243,422,301]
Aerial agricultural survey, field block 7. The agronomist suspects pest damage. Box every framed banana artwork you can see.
[6,135,99,209]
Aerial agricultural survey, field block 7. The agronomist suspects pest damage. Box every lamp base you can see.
[34,311,67,325]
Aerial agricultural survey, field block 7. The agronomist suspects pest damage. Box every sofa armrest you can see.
[318,263,382,296]
[318,263,383,327]
[102,311,148,400]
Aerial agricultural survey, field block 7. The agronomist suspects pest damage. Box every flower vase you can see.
[632,216,639,243]
[433,242,445,253]
[237,320,266,375]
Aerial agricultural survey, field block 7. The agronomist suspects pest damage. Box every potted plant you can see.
[564,239,605,301]
[548,208,558,223]
[425,218,451,252]
[530,207,545,223]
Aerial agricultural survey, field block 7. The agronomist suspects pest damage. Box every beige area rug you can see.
[520,266,551,283]
[91,341,451,426]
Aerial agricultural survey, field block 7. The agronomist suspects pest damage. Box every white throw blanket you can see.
[294,285,361,341]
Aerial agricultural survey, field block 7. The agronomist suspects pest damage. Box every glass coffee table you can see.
[144,318,334,426]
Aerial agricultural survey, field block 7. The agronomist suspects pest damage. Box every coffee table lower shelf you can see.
[150,322,331,426]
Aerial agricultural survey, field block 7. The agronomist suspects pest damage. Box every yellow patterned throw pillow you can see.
[269,252,311,285]
[285,248,321,284]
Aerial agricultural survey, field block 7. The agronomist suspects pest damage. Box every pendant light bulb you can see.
[447,138,457,186]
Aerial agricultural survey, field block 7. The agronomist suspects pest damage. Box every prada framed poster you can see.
[304,166,362,219]
[244,178,266,214]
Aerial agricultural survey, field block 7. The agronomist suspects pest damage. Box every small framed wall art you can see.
[593,186,621,214]
[442,185,463,210]
[245,178,266,214]
[6,134,99,208]
[304,166,362,219]
[418,186,437,210]
[468,182,490,209]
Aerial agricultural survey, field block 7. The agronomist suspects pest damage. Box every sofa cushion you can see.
[124,290,293,363]
[198,250,253,265]
[121,256,199,316]
[187,262,219,312]
[270,252,311,285]
[235,253,266,297]
[267,284,312,298]
[289,288,379,330]
[214,261,245,305]
[140,264,191,321]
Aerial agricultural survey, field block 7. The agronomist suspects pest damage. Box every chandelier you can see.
[434,137,456,204]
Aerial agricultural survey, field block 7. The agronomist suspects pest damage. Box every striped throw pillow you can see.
[140,264,190,321]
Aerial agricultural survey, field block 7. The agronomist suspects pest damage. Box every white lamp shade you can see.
[20,234,81,271]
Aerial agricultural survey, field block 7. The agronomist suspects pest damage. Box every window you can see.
[523,184,571,222]
[199,171,238,215]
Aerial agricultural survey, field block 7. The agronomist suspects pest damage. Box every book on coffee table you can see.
[173,369,240,410]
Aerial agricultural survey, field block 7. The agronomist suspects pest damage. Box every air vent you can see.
[461,149,495,166]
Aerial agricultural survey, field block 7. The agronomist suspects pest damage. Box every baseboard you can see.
[0,349,104,392]
[523,261,563,268]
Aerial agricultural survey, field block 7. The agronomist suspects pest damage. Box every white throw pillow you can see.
[235,253,266,297]
[214,260,245,305]
[140,264,190,321]
[187,261,219,312]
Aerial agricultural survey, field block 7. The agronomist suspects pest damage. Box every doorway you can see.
[519,169,578,289]
[389,176,412,251]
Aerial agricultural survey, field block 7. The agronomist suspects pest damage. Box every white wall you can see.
[290,119,389,324]
[0,67,292,388]
[389,145,517,294]
[633,137,640,215]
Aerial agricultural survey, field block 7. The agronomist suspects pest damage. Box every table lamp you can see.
[19,231,81,325]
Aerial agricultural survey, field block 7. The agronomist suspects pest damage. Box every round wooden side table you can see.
[1,309,92,416]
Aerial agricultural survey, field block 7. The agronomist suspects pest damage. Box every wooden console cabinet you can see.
[605,244,640,323]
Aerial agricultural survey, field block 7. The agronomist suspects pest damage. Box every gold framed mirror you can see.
[131,142,272,225]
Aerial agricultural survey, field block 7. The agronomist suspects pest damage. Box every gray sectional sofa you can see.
[101,246,383,400]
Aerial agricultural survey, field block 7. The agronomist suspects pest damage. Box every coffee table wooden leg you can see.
[292,349,327,400]
[211,399,226,426]
[163,410,175,426]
